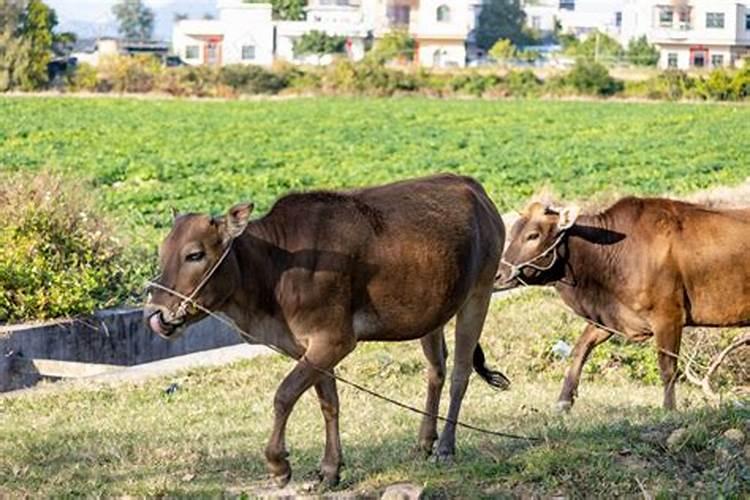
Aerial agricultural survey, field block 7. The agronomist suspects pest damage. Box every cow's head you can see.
[144,203,253,339]
[496,202,579,289]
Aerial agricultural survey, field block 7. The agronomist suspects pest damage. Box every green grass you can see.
[1,295,748,497]
[2,97,750,240]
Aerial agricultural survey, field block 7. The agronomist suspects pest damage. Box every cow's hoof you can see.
[555,400,573,414]
[268,460,292,488]
[431,451,455,465]
[317,464,341,489]
[415,440,435,458]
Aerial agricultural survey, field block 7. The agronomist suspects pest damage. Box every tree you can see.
[475,0,527,51]
[366,29,415,64]
[112,0,154,41]
[245,0,306,21]
[0,0,60,91]
[173,13,188,22]
[626,35,659,66]
[489,38,516,66]
[293,30,347,60]
[563,30,624,64]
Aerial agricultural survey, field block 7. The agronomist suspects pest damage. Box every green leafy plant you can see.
[0,172,152,323]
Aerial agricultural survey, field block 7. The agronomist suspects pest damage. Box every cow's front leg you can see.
[556,324,612,412]
[314,376,342,486]
[265,337,354,487]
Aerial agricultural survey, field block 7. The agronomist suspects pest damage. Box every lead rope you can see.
[146,279,544,443]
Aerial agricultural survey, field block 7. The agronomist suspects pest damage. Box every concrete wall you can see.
[0,309,243,392]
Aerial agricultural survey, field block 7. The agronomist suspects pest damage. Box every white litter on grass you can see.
[551,340,572,359]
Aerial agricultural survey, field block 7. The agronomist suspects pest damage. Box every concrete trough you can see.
[0,308,243,392]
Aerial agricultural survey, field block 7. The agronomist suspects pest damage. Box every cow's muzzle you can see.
[144,305,186,340]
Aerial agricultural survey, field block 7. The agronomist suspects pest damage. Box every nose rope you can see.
[145,279,544,443]
[500,230,568,279]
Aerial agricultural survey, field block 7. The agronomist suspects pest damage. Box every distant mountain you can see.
[57,0,219,42]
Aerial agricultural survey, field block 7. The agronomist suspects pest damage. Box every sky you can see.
[47,0,217,40]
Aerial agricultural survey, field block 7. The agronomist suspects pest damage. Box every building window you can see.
[712,54,724,67]
[706,12,725,29]
[746,13,750,30]
[615,11,622,27]
[242,45,255,60]
[659,8,673,27]
[387,4,410,26]
[667,52,678,68]
[532,16,541,30]
[185,45,199,59]
[559,0,574,11]
[436,5,450,22]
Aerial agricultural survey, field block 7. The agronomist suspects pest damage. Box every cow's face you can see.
[496,202,578,289]
[144,203,253,339]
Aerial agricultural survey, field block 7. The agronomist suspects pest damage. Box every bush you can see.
[219,64,289,94]
[449,72,502,96]
[0,172,152,324]
[696,68,735,101]
[564,59,624,96]
[68,62,98,92]
[624,70,697,100]
[626,35,660,67]
[322,59,418,96]
[157,65,221,97]
[97,54,163,93]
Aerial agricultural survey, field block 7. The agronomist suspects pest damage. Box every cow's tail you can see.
[473,344,510,390]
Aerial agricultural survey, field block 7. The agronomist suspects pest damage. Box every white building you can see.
[370,0,476,67]
[276,0,370,64]
[524,0,628,41]
[173,1,274,66]
[172,0,476,68]
[628,1,750,69]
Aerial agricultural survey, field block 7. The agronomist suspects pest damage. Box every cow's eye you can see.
[526,232,540,242]
[186,251,205,262]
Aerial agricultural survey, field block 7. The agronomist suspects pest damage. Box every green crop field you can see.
[2,96,750,240]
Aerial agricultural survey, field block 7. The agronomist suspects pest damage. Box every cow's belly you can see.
[685,283,750,327]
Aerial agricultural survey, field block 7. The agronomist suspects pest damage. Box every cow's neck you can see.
[553,213,625,323]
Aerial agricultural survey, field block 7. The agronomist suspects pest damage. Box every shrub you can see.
[626,35,659,66]
[624,70,697,100]
[489,39,516,65]
[503,69,543,97]
[696,68,735,101]
[449,72,502,97]
[97,54,162,93]
[157,65,221,97]
[219,64,289,94]
[68,62,98,92]
[731,65,750,99]
[0,172,152,324]
[367,28,415,64]
[564,59,624,96]
[322,59,418,96]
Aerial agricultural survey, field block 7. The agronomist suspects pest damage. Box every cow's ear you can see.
[222,202,254,241]
[557,205,579,231]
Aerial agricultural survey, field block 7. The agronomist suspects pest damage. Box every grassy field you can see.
[1,291,748,497]
[2,97,750,240]
[1,97,749,496]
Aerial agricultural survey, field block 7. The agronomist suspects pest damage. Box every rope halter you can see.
[500,229,569,283]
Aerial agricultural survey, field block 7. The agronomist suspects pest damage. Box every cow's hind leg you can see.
[265,337,354,487]
[314,376,343,486]
[434,290,491,462]
[418,326,447,456]
[556,324,612,413]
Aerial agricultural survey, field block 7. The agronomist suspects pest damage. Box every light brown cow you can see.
[145,174,508,487]
[497,197,750,411]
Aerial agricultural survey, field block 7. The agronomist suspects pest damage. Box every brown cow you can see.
[145,174,508,487]
[496,197,750,412]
